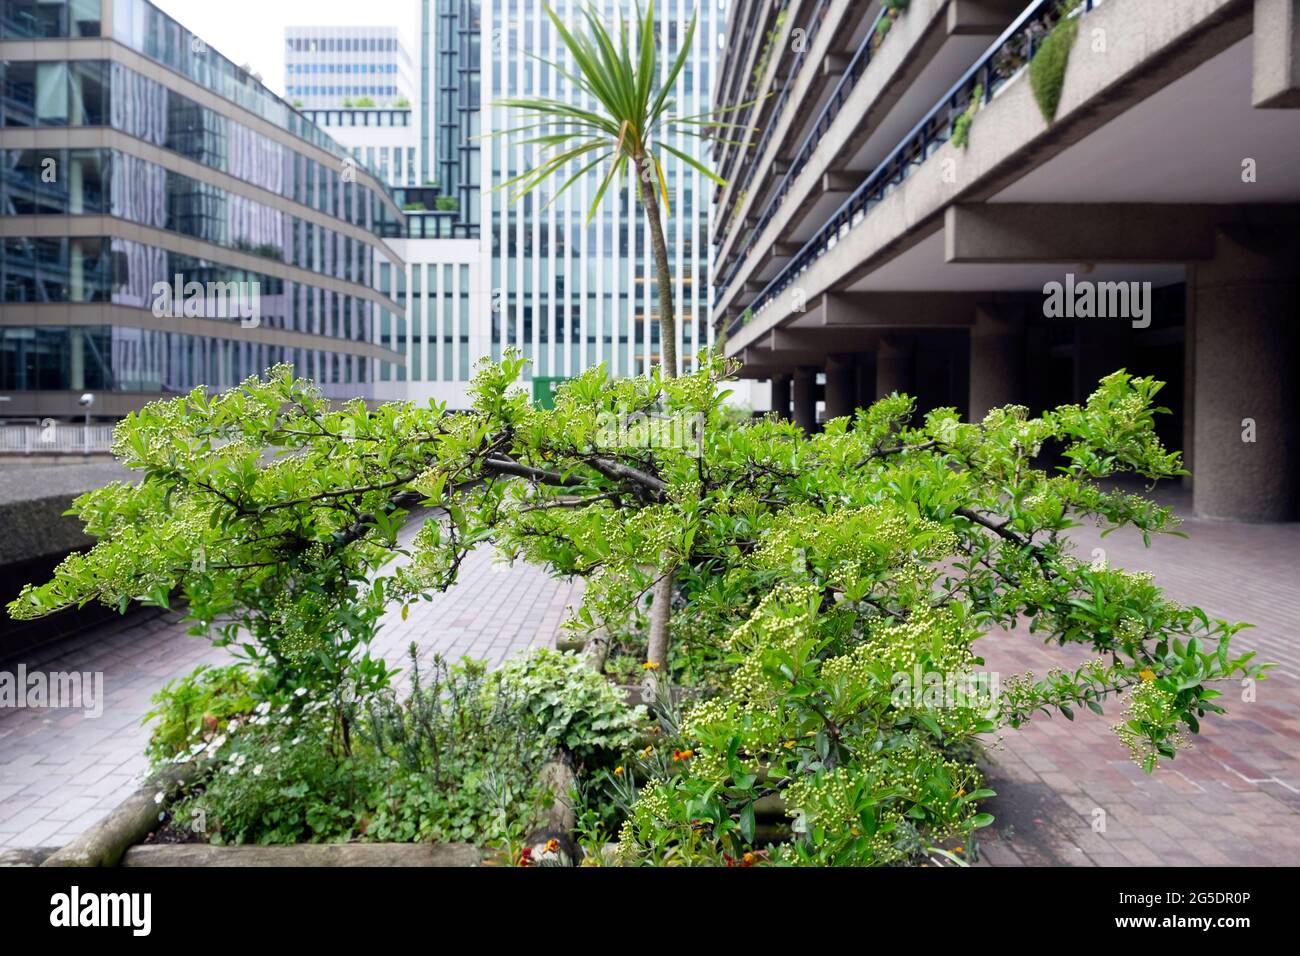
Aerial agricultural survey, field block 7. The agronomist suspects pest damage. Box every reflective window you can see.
[0,0,101,38]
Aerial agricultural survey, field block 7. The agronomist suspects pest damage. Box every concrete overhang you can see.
[715,0,1025,314]
[727,0,1281,364]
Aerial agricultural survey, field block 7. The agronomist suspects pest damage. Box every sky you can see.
[151,0,417,97]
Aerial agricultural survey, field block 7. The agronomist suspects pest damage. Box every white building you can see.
[481,0,722,389]
[298,1,753,410]
[285,26,416,111]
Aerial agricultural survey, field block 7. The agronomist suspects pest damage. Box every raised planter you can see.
[120,843,481,867]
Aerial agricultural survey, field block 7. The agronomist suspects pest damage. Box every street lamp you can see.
[79,393,95,454]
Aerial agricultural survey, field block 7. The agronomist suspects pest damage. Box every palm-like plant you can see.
[488,1,753,673]
[488,0,748,379]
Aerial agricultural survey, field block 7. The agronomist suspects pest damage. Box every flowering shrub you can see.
[169,696,373,845]
[11,356,1265,862]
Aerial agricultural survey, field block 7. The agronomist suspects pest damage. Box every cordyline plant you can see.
[485,1,757,668]
[9,358,1264,865]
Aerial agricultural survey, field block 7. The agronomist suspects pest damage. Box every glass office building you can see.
[484,0,718,381]
[0,0,406,418]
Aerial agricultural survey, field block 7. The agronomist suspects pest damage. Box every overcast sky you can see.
[151,0,417,97]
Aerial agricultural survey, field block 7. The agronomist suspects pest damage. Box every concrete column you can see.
[1192,227,1300,521]
[857,354,877,410]
[792,368,816,434]
[1253,0,1300,107]
[875,336,914,400]
[1074,310,1130,404]
[770,374,792,421]
[824,355,856,421]
[969,306,1025,420]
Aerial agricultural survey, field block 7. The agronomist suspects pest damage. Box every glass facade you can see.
[0,0,405,408]
[1,147,378,286]
[435,0,480,236]
[0,59,397,231]
[0,325,369,394]
[0,0,101,38]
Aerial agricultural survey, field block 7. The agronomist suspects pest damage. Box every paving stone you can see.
[0,533,578,849]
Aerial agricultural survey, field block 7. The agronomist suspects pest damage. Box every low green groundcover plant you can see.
[154,646,639,847]
[11,354,1264,864]
[143,663,258,765]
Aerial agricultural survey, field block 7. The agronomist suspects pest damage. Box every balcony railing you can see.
[728,0,1102,339]
[715,1,888,302]
[714,0,831,241]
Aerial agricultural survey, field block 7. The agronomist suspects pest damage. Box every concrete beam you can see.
[823,172,858,193]
[1254,0,1300,107]
[745,345,828,367]
[944,204,1221,264]
[947,0,1026,36]
[823,52,851,77]
[767,326,880,354]
[819,293,978,328]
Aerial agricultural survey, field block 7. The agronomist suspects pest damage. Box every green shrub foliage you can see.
[11,354,1263,863]
[1030,3,1081,123]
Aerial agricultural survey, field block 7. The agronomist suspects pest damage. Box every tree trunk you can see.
[637,157,678,678]
[636,160,678,380]
[646,569,673,672]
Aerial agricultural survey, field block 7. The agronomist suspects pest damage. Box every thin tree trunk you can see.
[637,161,678,380]
[646,570,673,672]
[637,157,678,677]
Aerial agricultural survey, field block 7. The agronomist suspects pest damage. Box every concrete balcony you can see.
[713,0,1026,314]
[712,0,863,247]
[722,0,1300,523]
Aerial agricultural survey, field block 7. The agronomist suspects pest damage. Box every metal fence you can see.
[0,424,116,455]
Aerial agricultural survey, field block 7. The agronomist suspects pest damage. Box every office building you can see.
[0,0,407,420]
[284,25,416,111]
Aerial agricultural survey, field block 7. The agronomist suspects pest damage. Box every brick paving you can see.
[0,523,581,850]
[2,489,1297,864]
[975,487,1300,867]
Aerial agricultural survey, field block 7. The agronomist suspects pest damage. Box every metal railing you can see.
[728,0,1100,339]
[0,424,116,455]
[715,1,889,300]
[714,0,832,241]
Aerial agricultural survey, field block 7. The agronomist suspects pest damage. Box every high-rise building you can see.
[712,0,1300,523]
[284,26,416,111]
[300,105,419,189]
[288,0,732,409]
[481,0,720,387]
[0,0,407,420]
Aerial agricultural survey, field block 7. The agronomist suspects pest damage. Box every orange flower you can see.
[672,748,694,761]
[544,839,560,854]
